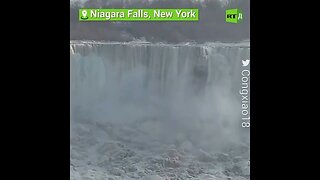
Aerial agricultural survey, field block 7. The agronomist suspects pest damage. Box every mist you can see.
[70,42,250,179]
[70,42,249,152]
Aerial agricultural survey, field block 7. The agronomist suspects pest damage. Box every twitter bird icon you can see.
[242,59,250,67]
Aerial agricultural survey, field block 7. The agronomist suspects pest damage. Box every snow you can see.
[70,41,250,179]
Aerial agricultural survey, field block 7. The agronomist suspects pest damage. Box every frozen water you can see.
[70,41,250,179]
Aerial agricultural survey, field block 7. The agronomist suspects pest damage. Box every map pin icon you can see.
[82,10,87,18]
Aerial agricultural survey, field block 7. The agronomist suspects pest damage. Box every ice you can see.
[70,41,250,179]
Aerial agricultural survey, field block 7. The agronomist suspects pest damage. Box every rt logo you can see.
[226,9,243,23]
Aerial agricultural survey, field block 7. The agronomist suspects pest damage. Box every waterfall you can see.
[70,40,250,150]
